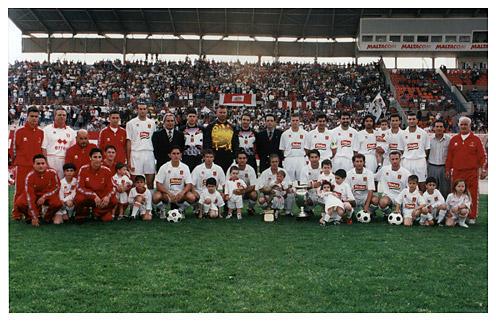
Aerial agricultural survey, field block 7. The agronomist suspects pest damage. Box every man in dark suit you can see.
[152,113,185,171]
[255,113,283,174]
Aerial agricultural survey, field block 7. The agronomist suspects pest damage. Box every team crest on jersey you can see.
[398,175,402,179]
[363,177,367,181]
[245,173,248,178]
[67,134,70,138]
[213,171,217,176]
[180,170,183,175]
[148,124,151,128]
[470,142,475,147]
[412,197,416,202]
[417,135,421,139]
[434,197,438,201]
[300,135,303,139]
[349,133,353,137]
[325,136,329,140]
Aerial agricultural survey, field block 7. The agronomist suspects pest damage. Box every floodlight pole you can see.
[47,34,51,63]
[123,35,127,63]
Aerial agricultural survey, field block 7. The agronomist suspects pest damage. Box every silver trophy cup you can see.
[294,185,309,220]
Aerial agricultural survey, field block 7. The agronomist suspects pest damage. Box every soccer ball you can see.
[388,213,403,225]
[167,209,182,223]
[356,210,371,223]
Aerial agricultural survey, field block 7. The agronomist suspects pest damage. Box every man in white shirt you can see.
[279,113,308,182]
[226,151,258,216]
[356,114,384,173]
[153,146,195,217]
[191,148,226,212]
[257,154,293,215]
[346,153,378,217]
[374,151,411,220]
[41,107,76,179]
[126,104,156,189]
[401,112,430,192]
[383,114,404,166]
[299,149,323,215]
[305,113,333,161]
[330,111,358,173]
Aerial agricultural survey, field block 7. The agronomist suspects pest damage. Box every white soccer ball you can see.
[356,210,371,223]
[167,209,182,223]
[388,213,404,225]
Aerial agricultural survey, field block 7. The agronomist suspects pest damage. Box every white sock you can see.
[346,210,353,219]
[369,204,378,213]
[437,209,447,223]
[324,214,332,222]
[156,202,166,211]
[131,202,141,217]
[458,217,467,225]
[381,206,390,215]
[66,205,75,217]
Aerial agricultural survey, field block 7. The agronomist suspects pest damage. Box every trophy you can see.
[261,185,276,222]
[294,184,310,221]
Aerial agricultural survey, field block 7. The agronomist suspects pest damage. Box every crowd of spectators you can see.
[8,58,395,131]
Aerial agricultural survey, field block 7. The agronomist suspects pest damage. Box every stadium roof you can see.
[8,8,488,39]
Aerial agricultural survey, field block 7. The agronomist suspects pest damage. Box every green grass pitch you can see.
[8,186,487,313]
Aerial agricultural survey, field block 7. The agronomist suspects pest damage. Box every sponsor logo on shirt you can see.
[170,178,182,185]
[366,143,376,150]
[140,132,150,139]
[291,142,302,149]
[341,140,352,147]
[407,142,419,150]
[405,203,415,209]
[353,184,367,191]
[315,143,327,149]
[388,182,400,189]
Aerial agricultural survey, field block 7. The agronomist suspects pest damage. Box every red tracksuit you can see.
[65,143,97,172]
[98,125,127,163]
[13,168,62,222]
[9,124,44,219]
[74,164,117,221]
[445,132,487,219]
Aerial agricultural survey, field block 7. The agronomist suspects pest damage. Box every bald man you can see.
[65,129,98,172]
[445,116,487,225]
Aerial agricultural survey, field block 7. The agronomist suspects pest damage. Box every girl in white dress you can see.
[445,179,472,228]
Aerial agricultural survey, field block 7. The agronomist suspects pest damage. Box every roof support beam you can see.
[168,9,178,36]
[56,9,75,35]
[329,8,335,39]
[85,9,102,36]
[300,9,312,39]
[276,8,283,37]
[224,9,228,37]
[196,9,202,36]
[28,9,50,34]
[140,9,152,36]
[112,9,127,35]
[473,9,481,17]
[250,9,255,37]
[416,9,422,17]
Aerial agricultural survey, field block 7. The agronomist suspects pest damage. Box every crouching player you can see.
[198,177,225,219]
[393,175,427,226]
[128,175,152,221]
[13,154,62,226]
[423,177,448,226]
[332,169,356,224]
[224,166,247,220]
[54,162,77,224]
[74,148,117,223]
[318,181,345,226]
[445,179,471,228]
[112,162,133,220]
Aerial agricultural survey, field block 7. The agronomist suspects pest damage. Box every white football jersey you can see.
[112,173,133,188]
[376,128,389,150]
[257,167,292,189]
[331,181,355,202]
[374,165,411,200]
[305,128,333,160]
[226,164,257,187]
[385,128,404,154]
[128,187,152,210]
[155,161,192,193]
[224,178,247,198]
[395,187,426,209]
[330,126,358,158]
[59,177,77,202]
[318,172,335,185]
[191,163,226,193]
[41,124,76,157]
[279,128,308,158]
[445,193,471,211]
[299,164,322,193]
[423,189,445,208]
[357,129,379,157]
[126,117,156,151]
[199,189,225,207]
[346,168,375,200]
[402,127,430,160]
